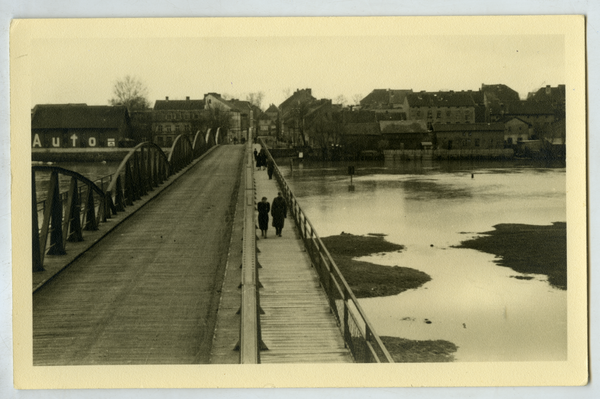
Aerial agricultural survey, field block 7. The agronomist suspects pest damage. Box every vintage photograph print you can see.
[11,16,587,388]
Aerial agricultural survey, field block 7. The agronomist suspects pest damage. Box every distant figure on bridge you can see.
[253,148,258,165]
[266,158,275,180]
[257,197,271,238]
[271,192,287,237]
[257,149,267,170]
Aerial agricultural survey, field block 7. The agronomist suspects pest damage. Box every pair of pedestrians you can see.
[257,192,287,238]
[254,148,275,179]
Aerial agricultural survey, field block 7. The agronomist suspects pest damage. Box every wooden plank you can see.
[254,166,353,364]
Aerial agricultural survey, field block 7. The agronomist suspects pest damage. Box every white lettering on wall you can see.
[70,134,78,147]
[32,134,42,148]
[107,138,115,147]
[52,137,61,147]
[88,137,97,147]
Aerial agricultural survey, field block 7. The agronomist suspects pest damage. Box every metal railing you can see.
[32,129,222,272]
[258,138,394,363]
[239,139,263,364]
[32,166,107,272]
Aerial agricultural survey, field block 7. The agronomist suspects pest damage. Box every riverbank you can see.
[455,222,567,290]
[320,233,431,298]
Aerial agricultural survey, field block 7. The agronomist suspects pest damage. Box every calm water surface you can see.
[278,158,566,362]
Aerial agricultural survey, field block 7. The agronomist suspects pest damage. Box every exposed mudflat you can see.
[455,222,567,290]
[321,233,431,298]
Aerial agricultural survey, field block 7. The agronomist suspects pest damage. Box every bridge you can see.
[31,129,394,365]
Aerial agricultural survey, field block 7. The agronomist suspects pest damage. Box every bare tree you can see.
[292,101,311,147]
[352,93,363,105]
[109,75,150,111]
[246,92,265,110]
[335,95,348,106]
[282,87,292,99]
[309,112,347,160]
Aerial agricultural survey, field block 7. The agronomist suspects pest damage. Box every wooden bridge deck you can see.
[254,157,353,363]
[32,145,245,365]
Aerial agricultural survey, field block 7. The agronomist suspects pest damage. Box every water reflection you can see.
[280,158,567,362]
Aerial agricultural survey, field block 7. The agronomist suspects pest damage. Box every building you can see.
[527,84,566,121]
[360,89,412,117]
[407,91,477,127]
[343,122,381,155]
[31,104,132,148]
[432,123,505,150]
[487,101,555,128]
[279,88,317,145]
[480,84,521,106]
[129,109,154,143]
[380,120,430,150]
[497,116,532,146]
[203,93,242,142]
[152,96,205,147]
[227,98,254,141]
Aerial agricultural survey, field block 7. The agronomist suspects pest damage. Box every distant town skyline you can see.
[30,28,564,111]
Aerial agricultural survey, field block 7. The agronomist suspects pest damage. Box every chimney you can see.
[545,85,551,95]
[165,96,169,101]
[186,96,190,101]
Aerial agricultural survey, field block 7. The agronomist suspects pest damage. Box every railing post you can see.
[46,171,66,256]
[343,286,350,349]
[31,171,43,272]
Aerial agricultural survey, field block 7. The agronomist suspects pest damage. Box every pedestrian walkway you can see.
[253,162,353,363]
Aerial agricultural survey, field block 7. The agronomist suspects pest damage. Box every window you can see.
[166,126,171,132]
[156,125,163,132]
[184,113,189,120]
[416,110,421,117]
[437,110,442,119]
[175,125,180,132]
[464,112,470,121]
[427,110,433,119]
[475,139,480,147]
[446,110,451,117]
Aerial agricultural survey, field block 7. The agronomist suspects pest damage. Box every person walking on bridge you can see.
[271,192,287,237]
[257,197,270,238]
[266,157,275,180]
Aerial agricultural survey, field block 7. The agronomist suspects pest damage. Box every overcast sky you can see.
[30,31,564,110]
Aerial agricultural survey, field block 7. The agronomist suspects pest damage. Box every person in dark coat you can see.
[254,148,260,170]
[257,197,270,238]
[258,149,267,170]
[271,192,287,237]
[266,158,275,180]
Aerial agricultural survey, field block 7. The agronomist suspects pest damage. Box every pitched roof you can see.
[265,104,279,113]
[31,104,129,129]
[154,99,205,110]
[407,91,476,108]
[528,85,566,103]
[432,123,505,132]
[345,122,381,136]
[342,110,377,124]
[380,121,428,134]
[360,89,389,106]
[488,101,554,116]
[227,99,252,113]
[279,89,315,112]
[495,116,531,125]
[481,84,520,103]
[360,89,412,108]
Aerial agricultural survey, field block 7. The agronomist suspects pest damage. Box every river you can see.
[277,157,567,362]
